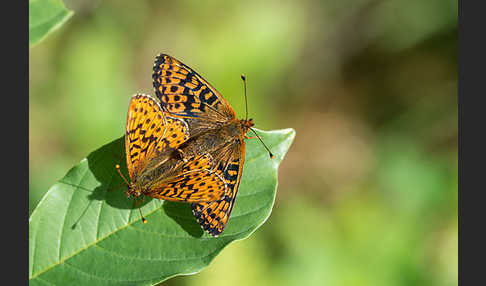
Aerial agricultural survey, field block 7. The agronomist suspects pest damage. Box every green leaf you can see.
[29,0,74,47]
[29,128,295,285]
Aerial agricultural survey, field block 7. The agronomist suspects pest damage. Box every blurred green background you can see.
[29,0,457,285]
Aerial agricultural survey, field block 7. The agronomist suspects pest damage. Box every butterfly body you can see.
[126,157,181,197]
[177,119,254,162]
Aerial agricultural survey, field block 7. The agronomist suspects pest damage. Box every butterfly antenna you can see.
[241,74,248,120]
[115,164,130,186]
[250,128,275,159]
[134,198,148,224]
[139,207,147,224]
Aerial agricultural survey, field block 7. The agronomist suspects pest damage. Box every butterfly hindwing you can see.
[152,54,236,122]
[191,140,246,236]
[125,94,189,180]
[147,154,227,202]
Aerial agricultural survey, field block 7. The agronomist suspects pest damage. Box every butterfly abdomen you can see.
[138,157,183,189]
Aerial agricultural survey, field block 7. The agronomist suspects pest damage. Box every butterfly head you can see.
[240,120,275,159]
[125,186,142,198]
[241,118,255,131]
[116,164,143,197]
[124,184,148,223]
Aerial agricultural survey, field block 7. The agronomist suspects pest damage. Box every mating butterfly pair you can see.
[117,54,272,236]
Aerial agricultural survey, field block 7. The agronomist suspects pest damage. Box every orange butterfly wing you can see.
[125,94,189,181]
[152,54,236,122]
[191,140,246,236]
[147,154,227,202]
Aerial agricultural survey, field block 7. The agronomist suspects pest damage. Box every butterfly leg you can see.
[245,135,257,140]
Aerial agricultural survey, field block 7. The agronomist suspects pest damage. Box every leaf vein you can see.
[58,165,92,262]
[35,276,57,286]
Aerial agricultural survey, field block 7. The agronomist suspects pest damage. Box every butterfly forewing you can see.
[125,94,189,180]
[152,54,236,122]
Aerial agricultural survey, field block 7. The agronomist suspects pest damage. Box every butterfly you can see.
[116,94,229,223]
[151,54,273,236]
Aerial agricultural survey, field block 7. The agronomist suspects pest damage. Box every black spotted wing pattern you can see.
[125,94,189,180]
[191,140,245,236]
[147,154,228,202]
[152,54,236,121]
